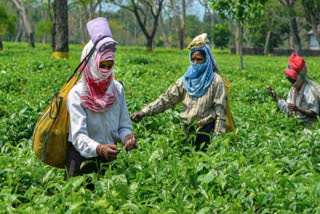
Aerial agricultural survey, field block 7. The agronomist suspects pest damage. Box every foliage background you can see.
[0,42,320,213]
[0,0,318,51]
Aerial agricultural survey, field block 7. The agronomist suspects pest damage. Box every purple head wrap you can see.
[86,17,118,52]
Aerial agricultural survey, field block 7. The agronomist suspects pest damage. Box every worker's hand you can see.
[266,86,280,101]
[96,144,120,161]
[266,86,277,97]
[130,111,145,123]
[288,103,298,112]
[124,134,138,151]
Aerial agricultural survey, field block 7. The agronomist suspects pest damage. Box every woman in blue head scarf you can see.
[182,43,216,97]
[131,33,227,151]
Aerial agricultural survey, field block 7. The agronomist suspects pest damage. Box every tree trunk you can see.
[239,29,243,70]
[288,11,301,54]
[264,31,272,55]
[236,20,244,70]
[30,32,35,48]
[110,0,164,51]
[131,0,164,51]
[264,10,273,55]
[180,0,185,49]
[42,34,47,44]
[235,21,241,55]
[198,0,215,46]
[0,40,3,51]
[159,14,170,47]
[209,9,215,48]
[146,37,153,52]
[301,0,320,48]
[15,15,23,42]
[79,5,86,44]
[280,0,301,54]
[11,0,35,47]
[52,0,69,59]
[231,21,236,53]
[310,17,320,47]
[170,0,185,50]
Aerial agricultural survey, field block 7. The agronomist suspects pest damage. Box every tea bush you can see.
[0,42,319,213]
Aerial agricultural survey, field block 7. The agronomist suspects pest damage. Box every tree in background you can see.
[158,12,171,47]
[71,0,103,43]
[301,0,320,47]
[261,0,288,54]
[0,4,16,50]
[184,15,203,44]
[33,0,52,44]
[198,0,216,46]
[108,0,165,51]
[169,0,186,50]
[36,21,52,44]
[0,0,317,54]
[78,0,103,20]
[52,0,69,58]
[245,0,289,54]
[105,8,143,46]
[279,0,301,54]
[209,0,267,70]
[212,23,230,49]
[11,0,35,47]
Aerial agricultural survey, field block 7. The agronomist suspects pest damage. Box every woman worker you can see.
[65,17,137,179]
[131,33,227,151]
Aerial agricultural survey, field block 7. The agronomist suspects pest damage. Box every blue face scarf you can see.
[182,44,216,97]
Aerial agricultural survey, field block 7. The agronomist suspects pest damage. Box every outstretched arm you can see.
[267,86,293,115]
[131,79,184,122]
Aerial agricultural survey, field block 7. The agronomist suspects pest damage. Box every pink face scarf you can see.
[81,48,116,112]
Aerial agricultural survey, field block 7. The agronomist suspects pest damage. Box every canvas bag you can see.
[223,77,236,132]
[32,45,96,168]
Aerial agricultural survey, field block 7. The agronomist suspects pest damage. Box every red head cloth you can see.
[284,53,305,80]
[284,68,298,80]
[288,53,305,72]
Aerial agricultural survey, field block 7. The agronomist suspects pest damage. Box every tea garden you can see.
[0,42,319,213]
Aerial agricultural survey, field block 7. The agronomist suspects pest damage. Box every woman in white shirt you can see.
[65,17,137,179]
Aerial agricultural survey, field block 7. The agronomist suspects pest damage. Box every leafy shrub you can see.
[1,42,320,213]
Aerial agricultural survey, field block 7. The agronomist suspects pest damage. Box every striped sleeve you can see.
[141,79,184,116]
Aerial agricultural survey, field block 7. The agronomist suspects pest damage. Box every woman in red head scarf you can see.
[267,53,319,129]
[65,17,137,182]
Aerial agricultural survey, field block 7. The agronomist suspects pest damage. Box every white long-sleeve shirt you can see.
[67,80,133,158]
[277,83,319,126]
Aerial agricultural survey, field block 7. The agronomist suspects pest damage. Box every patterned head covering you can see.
[284,53,305,80]
[187,33,210,50]
[80,41,116,112]
[182,34,216,97]
[86,17,117,52]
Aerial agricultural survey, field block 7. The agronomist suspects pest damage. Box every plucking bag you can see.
[32,46,96,168]
[223,77,236,132]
